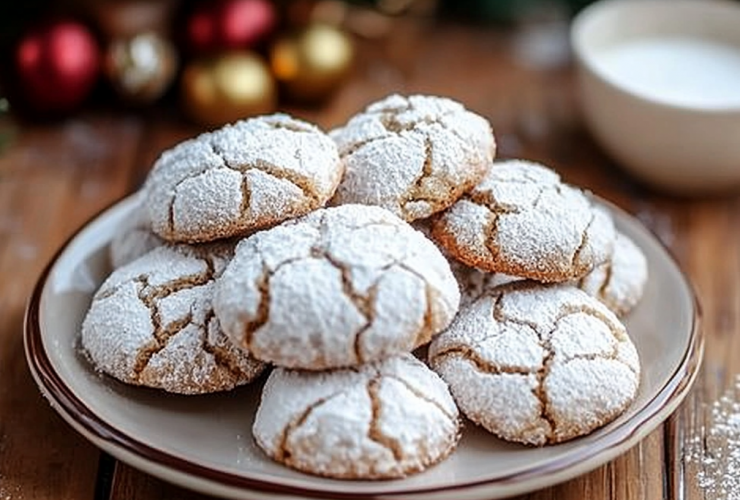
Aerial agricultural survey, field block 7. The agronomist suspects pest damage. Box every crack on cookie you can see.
[94,280,129,301]
[566,350,627,365]
[597,262,614,302]
[210,134,321,207]
[394,262,441,347]
[531,185,550,209]
[323,253,374,364]
[352,284,378,365]
[571,303,627,344]
[376,104,458,136]
[239,176,251,217]
[278,389,348,462]
[133,310,194,377]
[399,136,454,215]
[339,134,392,160]
[384,371,458,422]
[229,158,321,205]
[436,347,534,376]
[534,316,561,444]
[491,291,542,334]
[167,195,175,237]
[242,263,271,352]
[571,211,596,275]
[263,117,316,133]
[129,255,217,378]
[367,378,404,462]
[201,310,255,382]
[555,305,637,375]
[466,190,521,215]
[465,192,519,268]
[416,285,436,347]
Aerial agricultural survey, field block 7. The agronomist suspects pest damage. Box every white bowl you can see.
[571,0,740,194]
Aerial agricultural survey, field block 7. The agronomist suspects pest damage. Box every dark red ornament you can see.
[185,0,277,55]
[14,19,101,113]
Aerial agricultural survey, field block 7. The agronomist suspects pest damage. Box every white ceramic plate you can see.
[24,195,703,500]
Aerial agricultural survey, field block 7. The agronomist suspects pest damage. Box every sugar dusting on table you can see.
[686,374,740,499]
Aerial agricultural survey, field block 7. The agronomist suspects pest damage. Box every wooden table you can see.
[0,18,736,500]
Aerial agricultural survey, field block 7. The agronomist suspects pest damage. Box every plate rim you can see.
[23,195,705,499]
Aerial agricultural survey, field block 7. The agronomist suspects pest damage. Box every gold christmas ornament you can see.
[181,51,276,127]
[105,32,177,104]
[270,24,354,103]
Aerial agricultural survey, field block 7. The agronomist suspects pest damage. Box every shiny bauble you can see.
[270,24,354,103]
[14,19,100,113]
[181,51,276,127]
[185,0,277,54]
[105,32,177,104]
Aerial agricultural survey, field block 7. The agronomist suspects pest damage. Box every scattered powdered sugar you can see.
[330,94,496,221]
[686,374,740,499]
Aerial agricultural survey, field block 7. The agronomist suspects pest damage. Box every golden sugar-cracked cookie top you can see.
[81,243,266,395]
[429,282,640,446]
[213,204,460,370]
[330,94,496,221]
[431,159,616,282]
[253,354,460,479]
[144,114,344,243]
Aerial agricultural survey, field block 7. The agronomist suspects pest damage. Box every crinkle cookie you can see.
[431,159,616,282]
[578,232,648,316]
[81,244,266,394]
[144,114,343,243]
[109,199,164,269]
[213,204,460,370]
[330,94,496,222]
[253,354,460,479]
[429,282,640,446]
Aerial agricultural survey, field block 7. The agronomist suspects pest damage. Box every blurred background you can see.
[0,0,596,136]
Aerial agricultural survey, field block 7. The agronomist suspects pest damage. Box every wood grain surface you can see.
[0,18,734,500]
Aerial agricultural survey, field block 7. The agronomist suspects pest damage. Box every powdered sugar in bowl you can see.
[571,0,740,194]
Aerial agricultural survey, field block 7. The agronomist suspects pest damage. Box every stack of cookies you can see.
[80,93,648,481]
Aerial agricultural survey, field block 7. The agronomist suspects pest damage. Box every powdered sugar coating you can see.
[213,204,460,370]
[253,354,460,479]
[431,159,616,282]
[144,114,343,243]
[81,244,266,394]
[578,231,648,316]
[109,196,164,269]
[429,282,640,445]
[330,94,496,221]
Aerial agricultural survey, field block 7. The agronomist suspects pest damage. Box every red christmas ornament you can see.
[14,19,100,113]
[186,0,277,54]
